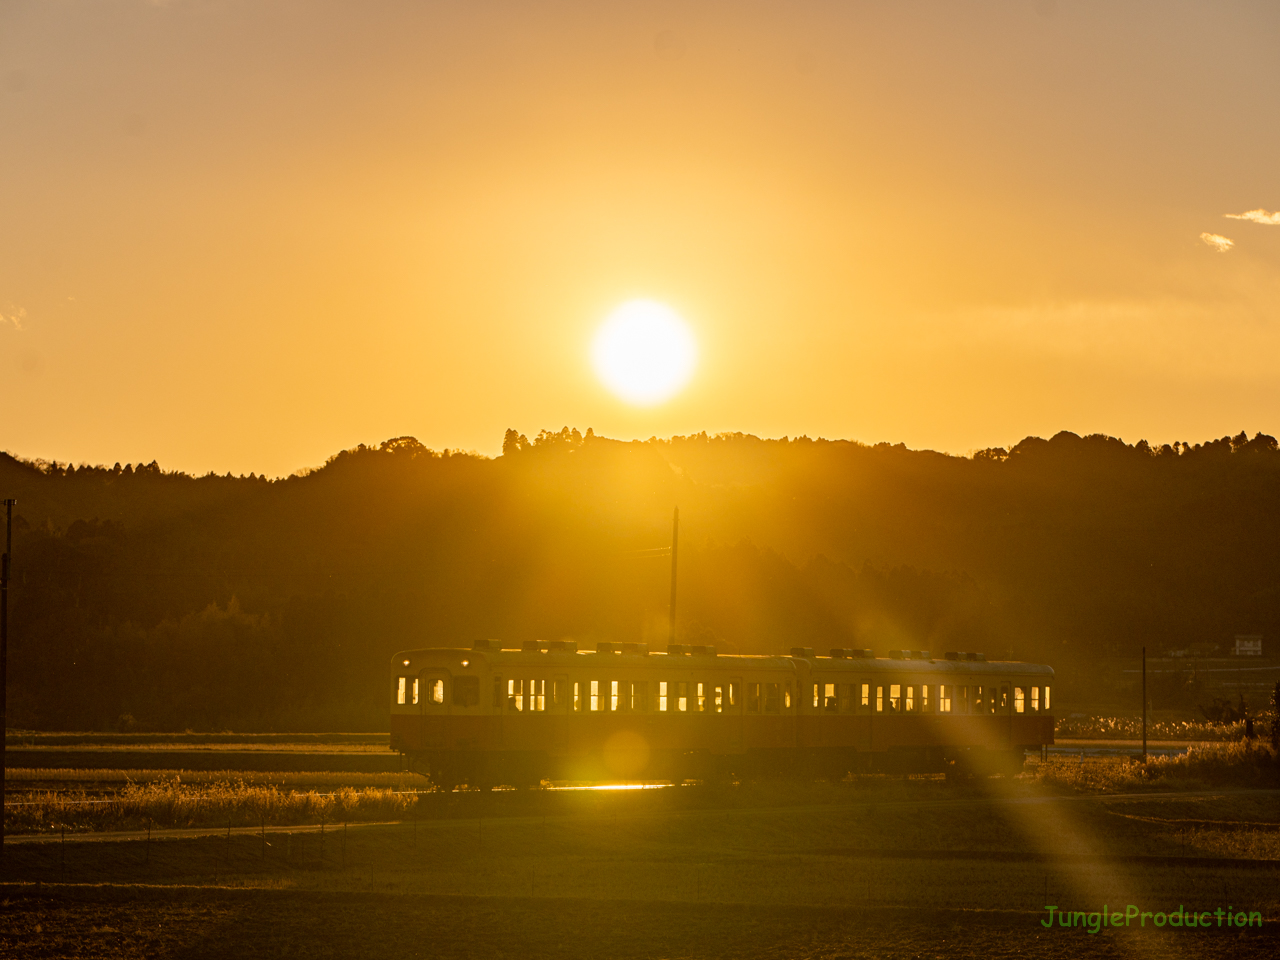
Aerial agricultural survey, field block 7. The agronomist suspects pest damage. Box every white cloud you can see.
[1200,232,1234,253]
[1225,209,1280,225]
[1,306,26,330]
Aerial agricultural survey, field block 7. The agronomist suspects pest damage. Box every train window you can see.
[905,686,915,712]
[764,683,780,713]
[957,686,969,714]
[860,682,870,712]
[824,683,838,713]
[1031,686,1040,712]
[696,682,707,712]
[729,681,740,709]
[454,676,480,707]
[1044,686,1051,710]
[411,679,419,705]
[984,686,993,713]
[573,681,583,712]
[812,684,820,709]
[529,679,546,712]
[785,683,792,710]
[1014,687,1025,713]
[677,681,688,712]
[876,686,883,713]
[921,684,930,713]
[713,684,724,713]
[974,686,984,714]
[659,681,668,712]
[633,681,648,712]
[747,683,760,713]
[508,679,523,712]
[999,684,1009,712]
[889,684,901,713]
[590,680,600,712]
[938,684,951,713]
[396,677,407,705]
[611,680,619,712]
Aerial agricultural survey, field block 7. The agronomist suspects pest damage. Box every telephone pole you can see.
[668,507,679,645]
[1141,646,1147,764]
[1,498,14,863]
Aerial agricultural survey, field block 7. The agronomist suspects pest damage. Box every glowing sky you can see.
[3,1,1280,475]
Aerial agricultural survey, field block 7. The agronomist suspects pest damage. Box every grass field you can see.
[3,732,1279,958]
[3,784,1279,959]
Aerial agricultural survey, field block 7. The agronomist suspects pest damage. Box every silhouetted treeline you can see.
[3,428,1279,731]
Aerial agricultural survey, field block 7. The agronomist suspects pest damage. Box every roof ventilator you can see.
[546,640,578,653]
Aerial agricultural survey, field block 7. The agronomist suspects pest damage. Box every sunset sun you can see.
[591,299,698,406]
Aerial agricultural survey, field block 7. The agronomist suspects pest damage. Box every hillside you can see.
[3,428,1278,730]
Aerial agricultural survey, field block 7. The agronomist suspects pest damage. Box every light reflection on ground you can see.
[546,782,674,792]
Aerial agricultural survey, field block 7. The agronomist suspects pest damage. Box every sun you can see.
[591,300,698,406]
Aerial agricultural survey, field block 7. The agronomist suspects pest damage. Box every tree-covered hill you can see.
[3,428,1277,731]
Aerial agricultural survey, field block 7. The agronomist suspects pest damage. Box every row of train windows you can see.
[501,679,794,714]
[395,676,480,706]
[811,682,1050,714]
[394,676,1050,715]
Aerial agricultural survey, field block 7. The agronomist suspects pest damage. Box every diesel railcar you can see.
[389,640,1054,788]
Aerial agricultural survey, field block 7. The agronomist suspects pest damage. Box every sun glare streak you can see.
[591,300,698,406]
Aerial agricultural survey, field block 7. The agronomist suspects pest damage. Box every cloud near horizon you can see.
[1225,208,1280,225]
[1200,233,1234,253]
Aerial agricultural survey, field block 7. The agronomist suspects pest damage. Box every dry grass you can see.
[1033,740,1280,792]
[5,767,416,789]
[4,777,423,835]
[1053,715,1259,741]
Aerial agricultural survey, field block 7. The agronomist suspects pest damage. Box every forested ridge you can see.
[3,427,1278,731]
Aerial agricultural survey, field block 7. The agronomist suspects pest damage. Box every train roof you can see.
[391,646,1053,677]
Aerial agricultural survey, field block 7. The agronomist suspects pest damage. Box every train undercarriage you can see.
[400,744,1031,790]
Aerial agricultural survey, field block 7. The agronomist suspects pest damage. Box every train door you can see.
[728,676,744,752]
[419,670,451,747]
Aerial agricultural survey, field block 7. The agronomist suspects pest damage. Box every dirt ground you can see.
[2,783,1277,959]
[0,888,1275,960]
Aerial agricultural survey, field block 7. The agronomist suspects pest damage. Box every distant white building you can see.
[1233,634,1263,657]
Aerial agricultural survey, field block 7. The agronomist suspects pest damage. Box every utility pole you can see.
[1,498,14,863]
[668,507,679,646]
[1141,646,1147,764]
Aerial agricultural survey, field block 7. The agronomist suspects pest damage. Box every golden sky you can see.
[3,1,1280,476]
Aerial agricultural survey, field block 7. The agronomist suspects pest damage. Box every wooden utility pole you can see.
[1,498,14,862]
[1141,646,1147,764]
[668,508,679,645]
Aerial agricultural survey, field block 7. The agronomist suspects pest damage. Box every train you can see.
[389,640,1055,788]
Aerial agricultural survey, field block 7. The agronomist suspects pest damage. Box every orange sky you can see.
[3,1,1280,476]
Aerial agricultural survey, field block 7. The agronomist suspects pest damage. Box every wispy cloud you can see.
[1200,232,1234,253]
[1,305,26,330]
[1225,208,1280,225]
